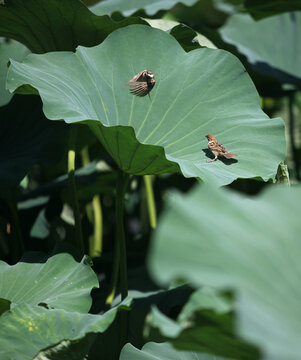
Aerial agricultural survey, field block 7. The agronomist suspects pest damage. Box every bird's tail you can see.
[224,152,238,159]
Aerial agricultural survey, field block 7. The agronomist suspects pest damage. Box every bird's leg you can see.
[207,155,218,163]
[148,92,151,101]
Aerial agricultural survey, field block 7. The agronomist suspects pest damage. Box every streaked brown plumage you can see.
[126,70,155,99]
[206,134,238,162]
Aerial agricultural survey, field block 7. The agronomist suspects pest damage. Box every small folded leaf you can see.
[0,39,29,106]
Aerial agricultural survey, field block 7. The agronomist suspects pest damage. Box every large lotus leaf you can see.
[220,12,301,81]
[90,0,199,16]
[7,25,285,186]
[0,95,70,189]
[244,0,301,20]
[0,39,29,106]
[0,253,98,312]
[148,183,301,359]
[0,298,131,360]
[120,342,228,360]
[0,0,147,53]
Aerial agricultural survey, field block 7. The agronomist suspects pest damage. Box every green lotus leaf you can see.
[220,12,301,81]
[0,39,29,106]
[7,25,285,185]
[90,0,199,16]
[0,0,147,53]
[0,298,131,360]
[148,184,301,359]
[244,0,301,20]
[0,253,98,312]
[120,342,228,360]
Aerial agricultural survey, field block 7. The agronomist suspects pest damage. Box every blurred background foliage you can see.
[0,0,300,359]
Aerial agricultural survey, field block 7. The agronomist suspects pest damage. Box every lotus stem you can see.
[143,175,157,228]
[81,147,103,257]
[68,125,84,255]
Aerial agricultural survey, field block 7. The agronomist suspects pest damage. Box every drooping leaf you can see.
[88,285,193,360]
[7,25,285,186]
[0,95,70,189]
[146,293,259,359]
[244,0,301,20]
[0,299,131,360]
[0,39,29,106]
[220,12,301,82]
[148,184,301,359]
[120,342,229,360]
[90,0,199,16]
[0,253,98,312]
[0,0,147,53]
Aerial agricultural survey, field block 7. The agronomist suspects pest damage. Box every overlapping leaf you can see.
[148,184,301,359]
[90,0,199,16]
[220,12,301,82]
[0,253,98,312]
[7,25,285,185]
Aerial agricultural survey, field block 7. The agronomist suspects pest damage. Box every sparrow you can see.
[126,70,155,100]
[205,134,238,162]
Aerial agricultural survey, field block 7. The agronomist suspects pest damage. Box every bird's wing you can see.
[126,70,147,85]
[128,82,149,97]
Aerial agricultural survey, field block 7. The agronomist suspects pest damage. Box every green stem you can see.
[143,175,157,229]
[81,147,103,257]
[68,125,84,256]
[105,170,129,310]
[91,195,103,256]
[116,169,129,300]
